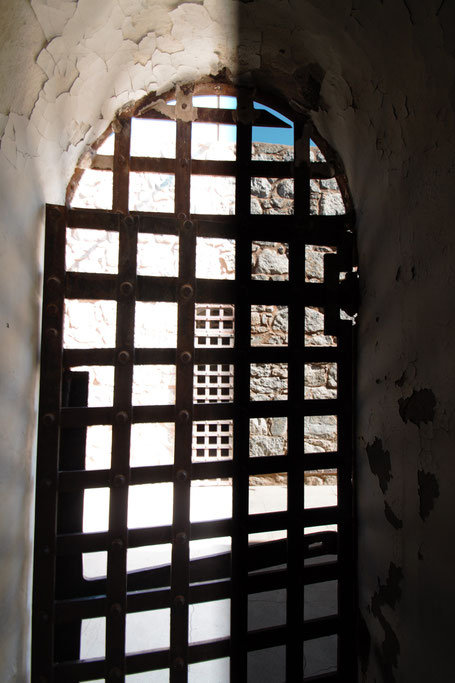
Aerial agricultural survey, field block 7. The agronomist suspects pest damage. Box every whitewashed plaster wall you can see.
[0,0,455,681]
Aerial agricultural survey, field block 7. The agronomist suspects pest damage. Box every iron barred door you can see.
[32,83,357,682]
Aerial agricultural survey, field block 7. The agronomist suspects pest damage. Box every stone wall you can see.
[250,143,345,217]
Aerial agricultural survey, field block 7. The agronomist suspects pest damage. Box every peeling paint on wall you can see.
[369,562,404,683]
[398,388,436,426]
[394,361,416,388]
[417,469,439,521]
[384,501,403,530]
[371,562,403,612]
[358,611,371,677]
[366,437,392,493]
[373,618,401,683]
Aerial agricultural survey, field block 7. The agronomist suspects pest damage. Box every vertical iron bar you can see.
[32,203,66,681]
[286,120,310,680]
[230,90,252,683]
[113,116,131,215]
[54,370,88,662]
[170,90,194,683]
[106,119,134,680]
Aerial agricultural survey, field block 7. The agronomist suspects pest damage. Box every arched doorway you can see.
[33,81,357,682]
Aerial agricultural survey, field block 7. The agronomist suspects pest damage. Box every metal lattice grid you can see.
[192,421,233,461]
[194,363,234,404]
[193,305,234,463]
[195,304,235,348]
[32,81,357,683]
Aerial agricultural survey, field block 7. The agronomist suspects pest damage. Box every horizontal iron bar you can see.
[58,469,110,491]
[101,158,289,179]
[63,348,116,366]
[65,272,117,299]
[247,624,287,650]
[303,615,340,641]
[54,559,339,623]
[249,399,340,417]
[65,272,348,310]
[187,637,230,665]
[60,406,114,427]
[65,206,353,239]
[66,207,121,230]
[57,456,341,493]
[60,405,177,427]
[56,510,337,555]
[247,614,339,653]
[192,403,234,421]
[54,657,106,681]
[191,460,233,479]
[124,648,170,676]
[138,105,292,129]
[87,156,331,181]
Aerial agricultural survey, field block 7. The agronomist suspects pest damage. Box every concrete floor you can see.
[82,483,338,681]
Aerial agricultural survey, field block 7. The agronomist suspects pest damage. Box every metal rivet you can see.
[112,474,126,488]
[108,667,122,680]
[180,157,188,167]
[181,102,187,110]
[176,469,188,482]
[110,602,122,615]
[183,219,193,230]
[43,545,50,556]
[51,206,62,219]
[46,304,59,318]
[117,350,131,365]
[115,411,129,424]
[40,611,49,622]
[173,657,185,671]
[180,284,193,298]
[111,537,124,550]
[177,212,187,221]
[46,328,58,340]
[175,531,187,544]
[42,413,55,426]
[178,410,190,423]
[120,281,134,296]
[180,351,192,364]
[46,276,61,290]
[124,215,134,227]
[42,477,52,488]
[174,594,186,607]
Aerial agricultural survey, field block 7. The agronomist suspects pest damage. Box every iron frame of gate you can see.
[32,82,357,682]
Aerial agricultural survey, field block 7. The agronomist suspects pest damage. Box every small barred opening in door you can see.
[33,81,357,682]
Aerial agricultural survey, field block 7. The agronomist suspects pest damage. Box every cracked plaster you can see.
[0,0,243,196]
